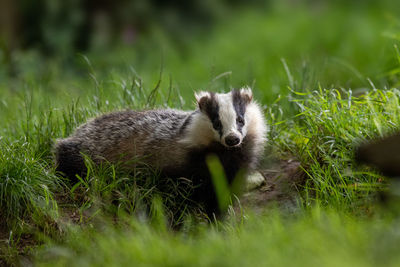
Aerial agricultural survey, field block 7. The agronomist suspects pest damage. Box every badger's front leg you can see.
[246,171,266,191]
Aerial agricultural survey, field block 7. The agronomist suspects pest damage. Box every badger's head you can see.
[194,88,254,147]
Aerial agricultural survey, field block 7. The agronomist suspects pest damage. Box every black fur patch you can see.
[55,141,86,181]
[162,136,255,217]
[179,112,195,134]
[198,92,223,136]
[232,90,250,133]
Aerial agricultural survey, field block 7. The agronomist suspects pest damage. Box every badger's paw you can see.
[246,171,265,191]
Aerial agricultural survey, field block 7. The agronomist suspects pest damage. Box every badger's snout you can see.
[224,134,241,147]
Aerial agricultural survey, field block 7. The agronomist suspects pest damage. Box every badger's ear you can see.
[240,87,253,103]
[195,91,211,111]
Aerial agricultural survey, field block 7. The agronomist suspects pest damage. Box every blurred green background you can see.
[1,0,400,108]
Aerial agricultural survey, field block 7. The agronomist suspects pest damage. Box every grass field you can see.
[2,1,400,266]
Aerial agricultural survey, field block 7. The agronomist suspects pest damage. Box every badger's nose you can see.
[225,134,241,147]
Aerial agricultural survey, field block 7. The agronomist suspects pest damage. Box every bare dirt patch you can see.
[238,159,305,213]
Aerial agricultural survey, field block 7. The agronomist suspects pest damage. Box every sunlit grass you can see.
[279,88,400,210]
[0,139,60,227]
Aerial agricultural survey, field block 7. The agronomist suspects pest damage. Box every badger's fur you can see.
[55,88,267,215]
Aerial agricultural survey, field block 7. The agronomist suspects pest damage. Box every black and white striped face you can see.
[195,88,253,147]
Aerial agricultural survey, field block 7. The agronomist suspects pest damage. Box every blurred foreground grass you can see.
[36,208,400,267]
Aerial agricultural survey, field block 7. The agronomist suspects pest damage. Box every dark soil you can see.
[238,159,305,213]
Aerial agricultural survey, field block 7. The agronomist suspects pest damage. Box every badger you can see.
[55,88,267,215]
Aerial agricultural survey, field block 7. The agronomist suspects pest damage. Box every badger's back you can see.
[55,109,192,179]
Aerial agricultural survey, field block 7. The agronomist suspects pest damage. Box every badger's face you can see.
[195,88,253,147]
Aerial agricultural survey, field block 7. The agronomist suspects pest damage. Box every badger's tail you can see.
[55,139,86,181]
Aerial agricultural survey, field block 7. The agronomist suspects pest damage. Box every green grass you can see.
[1,1,400,266]
[281,88,400,209]
[0,139,60,227]
[35,208,400,267]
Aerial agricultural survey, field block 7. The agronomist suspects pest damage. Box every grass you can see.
[34,208,400,267]
[1,0,400,266]
[0,139,59,226]
[282,88,400,209]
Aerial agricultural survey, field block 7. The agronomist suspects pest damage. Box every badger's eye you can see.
[212,120,222,131]
[236,116,245,126]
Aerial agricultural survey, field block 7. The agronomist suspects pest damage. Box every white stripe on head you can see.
[216,92,243,146]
